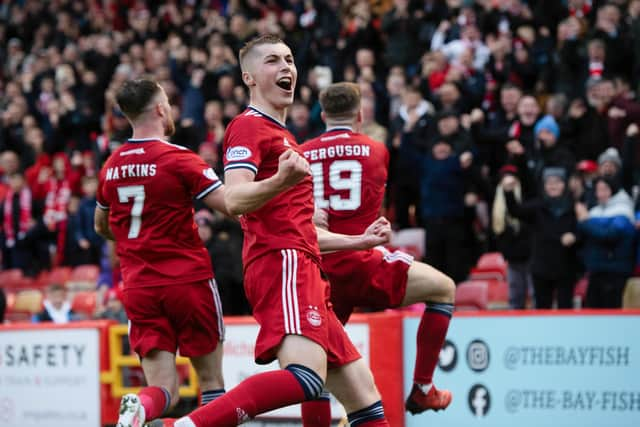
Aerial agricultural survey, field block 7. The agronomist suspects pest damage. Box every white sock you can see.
[417,382,433,394]
[174,417,197,427]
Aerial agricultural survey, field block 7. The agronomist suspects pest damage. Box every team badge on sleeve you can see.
[203,168,218,181]
[226,146,252,161]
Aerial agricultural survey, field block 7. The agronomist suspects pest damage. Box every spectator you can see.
[420,141,474,283]
[503,168,580,309]
[360,95,387,144]
[195,209,248,316]
[564,93,609,163]
[597,146,624,186]
[381,0,423,70]
[33,283,76,323]
[1,172,35,273]
[287,101,320,142]
[532,114,576,181]
[576,176,636,308]
[388,86,434,229]
[94,287,128,324]
[493,165,534,309]
[75,175,103,265]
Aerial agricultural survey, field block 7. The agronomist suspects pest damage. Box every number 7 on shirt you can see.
[117,185,146,239]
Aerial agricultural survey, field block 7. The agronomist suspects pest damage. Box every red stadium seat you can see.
[71,290,98,318]
[486,280,510,309]
[0,269,25,290]
[476,252,507,270]
[455,281,489,311]
[469,252,508,282]
[67,264,100,291]
[43,266,72,286]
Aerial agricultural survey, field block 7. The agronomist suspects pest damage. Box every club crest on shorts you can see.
[306,307,322,327]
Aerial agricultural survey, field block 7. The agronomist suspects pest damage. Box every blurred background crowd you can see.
[2,0,640,323]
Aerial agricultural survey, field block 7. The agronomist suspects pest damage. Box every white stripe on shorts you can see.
[281,249,302,334]
[375,246,414,265]
[209,279,226,341]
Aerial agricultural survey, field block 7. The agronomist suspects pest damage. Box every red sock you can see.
[301,396,331,427]
[139,386,170,420]
[188,370,307,426]
[414,304,452,384]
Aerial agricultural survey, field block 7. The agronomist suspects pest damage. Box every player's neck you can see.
[249,100,287,125]
[325,121,359,133]
[130,122,166,141]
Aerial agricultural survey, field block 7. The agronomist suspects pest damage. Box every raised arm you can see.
[224,149,309,215]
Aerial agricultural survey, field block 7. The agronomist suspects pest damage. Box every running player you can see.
[95,79,228,427]
[301,82,455,425]
[173,35,392,427]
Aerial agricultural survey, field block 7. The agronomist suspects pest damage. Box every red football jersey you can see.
[97,138,222,288]
[223,107,319,269]
[302,128,389,235]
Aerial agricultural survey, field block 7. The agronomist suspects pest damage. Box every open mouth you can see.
[276,77,293,91]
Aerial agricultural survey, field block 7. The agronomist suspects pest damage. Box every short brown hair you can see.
[319,82,361,121]
[115,78,161,121]
[239,34,286,70]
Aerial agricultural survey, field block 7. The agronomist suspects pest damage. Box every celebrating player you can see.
[173,35,392,427]
[95,79,228,427]
[301,82,455,424]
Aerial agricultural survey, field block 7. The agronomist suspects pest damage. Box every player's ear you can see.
[356,109,363,124]
[242,71,255,87]
[155,102,164,118]
[320,111,326,123]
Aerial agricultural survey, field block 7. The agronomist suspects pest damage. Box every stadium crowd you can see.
[1,0,640,318]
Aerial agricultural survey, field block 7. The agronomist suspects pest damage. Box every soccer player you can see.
[173,35,392,427]
[300,82,455,424]
[94,79,228,427]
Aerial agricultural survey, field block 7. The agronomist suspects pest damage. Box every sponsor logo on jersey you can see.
[120,148,146,156]
[284,137,291,147]
[203,167,218,181]
[226,146,252,161]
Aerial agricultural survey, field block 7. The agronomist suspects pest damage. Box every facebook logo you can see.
[468,384,491,417]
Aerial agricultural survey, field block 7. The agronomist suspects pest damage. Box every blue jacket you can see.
[420,155,465,219]
[77,196,104,246]
[578,191,636,275]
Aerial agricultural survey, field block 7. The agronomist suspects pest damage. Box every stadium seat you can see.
[71,290,98,318]
[67,264,100,291]
[455,281,489,311]
[7,289,43,322]
[390,228,425,259]
[476,252,507,270]
[42,266,72,286]
[469,252,508,281]
[0,269,25,290]
[5,291,16,312]
[623,278,640,309]
[486,280,510,309]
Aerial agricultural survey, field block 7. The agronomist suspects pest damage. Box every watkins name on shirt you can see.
[105,164,157,180]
